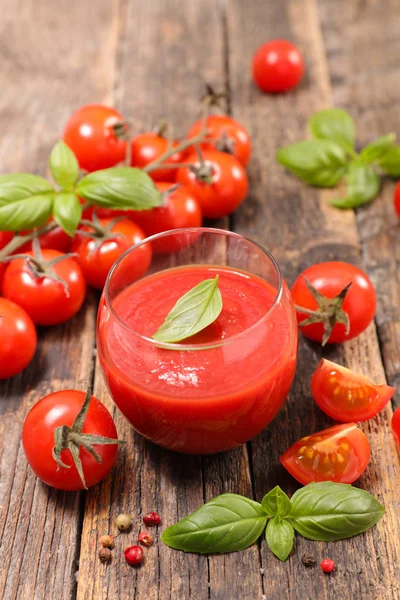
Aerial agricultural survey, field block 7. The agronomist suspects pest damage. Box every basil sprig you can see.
[277,108,399,209]
[161,482,384,562]
[0,140,162,236]
[153,275,222,343]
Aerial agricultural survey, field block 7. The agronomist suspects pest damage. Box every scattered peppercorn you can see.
[143,512,161,527]
[115,513,132,531]
[301,554,316,568]
[124,545,144,567]
[138,531,153,546]
[99,534,114,548]
[98,547,112,563]
[320,558,335,573]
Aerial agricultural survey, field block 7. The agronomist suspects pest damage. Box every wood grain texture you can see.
[0,1,120,598]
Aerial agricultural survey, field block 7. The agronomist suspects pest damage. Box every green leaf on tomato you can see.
[0,174,55,230]
[330,161,380,209]
[49,140,80,190]
[309,108,356,154]
[265,517,294,562]
[53,192,82,237]
[360,133,396,164]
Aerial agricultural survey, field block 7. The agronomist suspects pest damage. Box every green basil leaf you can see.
[330,161,380,209]
[265,517,294,562]
[289,482,385,541]
[276,140,347,187]
[0,174,55,230]
[161,494,267,554]
[360,133,396,164]
[153,275,223,343]
[53,192,82,237]
[49,141,79,190]
[378,145,400,176]
[262,486,292,517]
[76,167,163,209]
[309,108,355,153]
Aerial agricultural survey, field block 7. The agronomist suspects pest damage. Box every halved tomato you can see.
[392,407,400,452]
[280,423,370,484]
[312,359,394,422]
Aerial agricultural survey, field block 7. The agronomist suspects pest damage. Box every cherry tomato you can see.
[72,218,151,289]
[0,263,4,293]
[392,407,400,452]
[188,115,252,166]
[22,390,119,490]
[125,182,202,253]
[281,423,370,485]
[252,39,304,93]
[0,231,13,251]
[2,250,86,326]
[176,150,248,219]
[0,298,37,379]
[63,104,126,172]
[312,359,394,422]
[130,133,187,182]
[291,262,376,344]
[394,182,400,218]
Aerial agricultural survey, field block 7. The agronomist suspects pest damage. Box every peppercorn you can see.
[301,554,316,567]
[99,534,114,548]
[98,547,112,563]
[138,531,153,546]
[143,511,161,527]
[115,513,132,531]
[124,545,144,567]
[320,558,335,573]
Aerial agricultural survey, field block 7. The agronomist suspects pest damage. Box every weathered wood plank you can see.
[227,0,400,598]
[0,1,121,598]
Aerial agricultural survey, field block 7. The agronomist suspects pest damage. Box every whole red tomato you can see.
[392,407,400,452]
[126,182,202,253]
[72,218,151,289]
[188,115,252,166]
[291,262,376,345]
[252,40,304,93]
[130,133,187,182]
[0,298,37,379]
[63,104,127,172]
[22,390,121,490]
[2,250,86,326]
[176,150,248,219]
[394,182,400,218]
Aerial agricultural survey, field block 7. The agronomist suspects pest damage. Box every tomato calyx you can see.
[200,83,227,112]
[52,387,125,489]
[189,146,214,184]
[295,276,352,346]
[159,182,181,207]
[213,130,236,155]
[78,213,125,254]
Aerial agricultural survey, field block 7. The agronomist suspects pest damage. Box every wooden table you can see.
[1,1,400,598]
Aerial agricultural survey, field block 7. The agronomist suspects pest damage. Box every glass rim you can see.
[104,227,283,350]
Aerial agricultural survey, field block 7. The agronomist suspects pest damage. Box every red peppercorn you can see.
[138,531,153,546]
[320,558,335,573]
[143,511,161,527]
[124,545,144,567]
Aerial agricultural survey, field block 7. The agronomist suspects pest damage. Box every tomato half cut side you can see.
[280,423,371,485]
[392,407,400,453]
[312,359,395,422]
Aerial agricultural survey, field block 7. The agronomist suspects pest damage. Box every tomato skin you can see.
[312,359,394,422]
[188,115,252,166]
[0,263,4,293]
[281,423,371,485]
[125,182,202,253]
[0,231,14,250]
[176,150,248,219]
[2,250,86,326]
[291,262,376,344]
[392,407,400,452]
[72,218,151,289]
[130,133,187,182]
[22,391,119,490]
[394,182,400,218]
[252,40,304,93]
[63,104,126,172]
[0,298,37,379]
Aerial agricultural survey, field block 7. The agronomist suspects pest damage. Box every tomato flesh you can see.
[280,423,370,484]
[312,359,394,422]
[392,407,400,452]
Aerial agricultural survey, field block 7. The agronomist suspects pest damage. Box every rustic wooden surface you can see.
[0,0,399,599]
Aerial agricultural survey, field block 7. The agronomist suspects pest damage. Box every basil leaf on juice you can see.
[378,145,400,176]
[308,108,356,154]
[53,192,82,237]
[262,486,292,517]
[161,494,268,554]
[330,161,380,209]
[49,140,80,190]
[360,133,396,164]
[289,482,385,541]
[276,140,347,187]
[265,517,294,562]
[153,275,222,343]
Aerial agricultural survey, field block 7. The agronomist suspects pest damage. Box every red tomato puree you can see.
[98,265,297,453]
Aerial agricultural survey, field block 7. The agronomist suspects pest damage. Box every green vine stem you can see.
[144,131,208,173]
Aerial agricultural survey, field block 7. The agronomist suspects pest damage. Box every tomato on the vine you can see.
[22,390,121,490]
[392,407,400,452]
[63,104,127,172]
[291,262,376,345]
[72,217,151,289]
[130,132,188,182]
[281,423,370,485]
[125,182,202,253]
[394,181,400,218]
[0,231,13,251]
[176,150,248,219]
[188,115,252,166]
[0,298,37,379]
[312,359,394,422]
[252,40,304,94]
[2,249,86,326]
